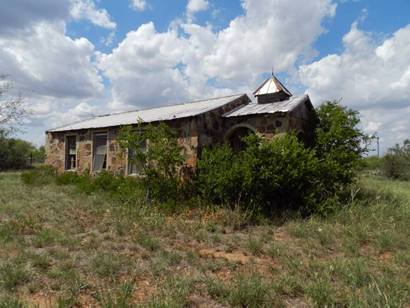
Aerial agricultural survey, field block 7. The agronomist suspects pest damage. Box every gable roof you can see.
[253,75,292,97]
[223,94,311,117]
[47,94,249,133]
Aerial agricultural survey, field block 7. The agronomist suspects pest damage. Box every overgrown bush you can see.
[21,165,57,185]
[199,134,325,215]
[199,101,368,215]
[118,122,185,202]
[382,140,410,180]
[314,101,368,188]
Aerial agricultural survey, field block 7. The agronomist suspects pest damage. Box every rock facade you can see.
[45,95,316,175]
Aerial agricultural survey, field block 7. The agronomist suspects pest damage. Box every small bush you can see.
[55,172,82,185]
[382,140,410,180]
[20,165,56,185]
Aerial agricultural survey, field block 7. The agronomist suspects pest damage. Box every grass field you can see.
[0,172,409,307]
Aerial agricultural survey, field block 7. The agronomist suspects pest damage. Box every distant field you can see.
[0,172,409,307]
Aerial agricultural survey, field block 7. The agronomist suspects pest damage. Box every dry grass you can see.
[0,172,409,307]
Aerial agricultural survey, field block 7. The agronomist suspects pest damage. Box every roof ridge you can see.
[91,93,246,119]
[47,93,248,133]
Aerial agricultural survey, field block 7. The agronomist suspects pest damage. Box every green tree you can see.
[117,121,184,201]
[0,132,40,170]
[383,139,410,180]
[314,101,369,187]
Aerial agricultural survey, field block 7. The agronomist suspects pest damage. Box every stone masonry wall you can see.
[45,117,201,175]
[45,96,315,175]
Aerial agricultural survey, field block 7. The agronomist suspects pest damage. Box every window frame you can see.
[65,134,77,171]
[92,132,108,173]
[126,139,147,176]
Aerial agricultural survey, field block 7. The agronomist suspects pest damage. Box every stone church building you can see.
[45,75,317,175]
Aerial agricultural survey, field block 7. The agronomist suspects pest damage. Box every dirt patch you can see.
[21,292,56,308]
[199,248,250,264]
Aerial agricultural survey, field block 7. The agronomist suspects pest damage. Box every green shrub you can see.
[20,165,56,185]
[198,101,368,216]
[382,140,410,180]
[198,134,324,214]
[55,172,82,185]
[117,122,184,203]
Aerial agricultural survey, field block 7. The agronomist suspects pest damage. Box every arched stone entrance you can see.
[225,124,257,152]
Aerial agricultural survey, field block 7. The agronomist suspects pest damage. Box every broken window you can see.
[93,133,107,172]
[128,140,147,175]
[65,136,77,170]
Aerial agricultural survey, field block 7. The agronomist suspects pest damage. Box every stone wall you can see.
[45,96,315,175]
[196,95,250,148]
[45,117,201,175]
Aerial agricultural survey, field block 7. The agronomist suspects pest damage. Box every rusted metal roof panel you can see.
[222,95,309,118]
[48,94,247,132]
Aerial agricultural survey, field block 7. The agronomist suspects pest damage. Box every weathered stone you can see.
[45,91,316,176]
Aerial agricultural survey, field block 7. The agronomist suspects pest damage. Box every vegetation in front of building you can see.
[1,164,409,306]
[6,100,410,306]
[22,101,369,217]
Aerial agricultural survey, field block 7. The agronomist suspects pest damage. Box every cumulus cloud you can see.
[70,0,116,29]
[98,0,336,110]
[0,22,104,99]
[98,22,190,109]
[0,0,116,35]
[187,0,209,21]
[0,0,70,35]
[130,0,147,11]
[298,22,410,151]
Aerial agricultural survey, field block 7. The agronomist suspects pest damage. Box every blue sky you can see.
[0,0,409,153]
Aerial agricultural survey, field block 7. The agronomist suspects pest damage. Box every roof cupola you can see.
[253,74,292,104]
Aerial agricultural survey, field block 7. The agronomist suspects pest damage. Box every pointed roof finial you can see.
[272,66,274,76]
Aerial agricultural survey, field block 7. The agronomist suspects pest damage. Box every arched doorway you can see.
[225,124,256,152]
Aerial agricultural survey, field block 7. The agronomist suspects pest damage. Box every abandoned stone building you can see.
[45,75,316,175]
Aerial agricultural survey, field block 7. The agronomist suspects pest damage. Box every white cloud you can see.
[0,0,70,35]
[98,22,190,110]
[0,22,104,99]
[298,22,410,151]
[187,0,209,21]
[99,0,336,110]
[130,0,147,11]
[70,0,116,29]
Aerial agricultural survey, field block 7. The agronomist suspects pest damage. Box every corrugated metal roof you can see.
[253,75,292,97]
[48,94,248,132]
[223,95,309,118]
